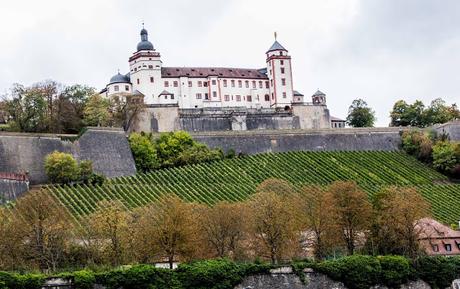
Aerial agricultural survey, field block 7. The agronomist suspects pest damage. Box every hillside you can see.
[47,151,460,224]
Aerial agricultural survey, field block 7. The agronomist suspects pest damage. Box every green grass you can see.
[46,151,460,224]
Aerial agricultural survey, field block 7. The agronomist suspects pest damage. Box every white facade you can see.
[103,27,301,109]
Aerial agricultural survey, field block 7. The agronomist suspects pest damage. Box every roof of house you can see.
[159,90,173,95]
[331,116,345,122]
[293,90,304,96]
[418,218,460,239]
[312,90,326,96]
[161,67,268,79]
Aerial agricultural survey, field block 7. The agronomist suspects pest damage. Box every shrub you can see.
[377,255,412,287]
[45,151,80,184]
[128,133,159,172]
[0,272,45,289]
[414,256,460,289]
[432,141,457,173]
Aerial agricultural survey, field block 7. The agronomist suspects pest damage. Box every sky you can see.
[0,0,459,126]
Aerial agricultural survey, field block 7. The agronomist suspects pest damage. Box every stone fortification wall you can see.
[72,127,137,178]
[0,134,73,184]
[0,128,136,186]
[434,120,460,141]
[130,104,328,132]
[0,173,29,203]
[234,268,436,289]
[190,127,404,155]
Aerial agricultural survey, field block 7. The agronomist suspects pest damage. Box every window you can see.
[148,65,153,69]
[281,78,286,86]
[264,94,270,101]
[269,69,272,75]
[236,95,241,102]
[259,81,263,88]
[445,244,452,252]
[164,81,169,87]
[134,68,137,72]
[204,81,208,87]
[245,80,249,88]
[283,92,287,98]
[188,81,192,87]
[265,81,269,88]
[125,85,129,91]
[279,51,283,56]
[114,85,119,91]
[231,80,235,87]
[432,244,439,252]
[272,93,274,100]
[196,93,202,99]
[270,79,273,87]
[171,95,174,100]
[150,77,154,83]
[164,95,168,99]
[280,60,284,65]
[252,81,256,89]
[212,91,217,98]
[204,93,209,100]
[247,95,252,102]
[198,81,202,87]
[173,81,178,87]
[212,80,216,85]
[137,79,140,84]
[224,95,230,101]
[281,67,285,74]
[223,80,227,87]
[238,80,242,88]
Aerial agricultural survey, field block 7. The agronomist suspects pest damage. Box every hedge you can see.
[1,256,460,289]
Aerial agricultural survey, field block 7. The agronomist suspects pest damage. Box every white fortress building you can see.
[101,27,345,132]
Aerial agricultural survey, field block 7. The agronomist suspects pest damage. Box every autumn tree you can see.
[199,202,248,259]
[83,94,111,127]
[298,185,336,260]
[256,178,294,196]
[248,188,302,264]
[88,200,130,266]
[147,195,200,269]
[12,190,73,272]
[326,181,372,255]
[371,186,430,258]
[0,208,25,270]
[346,98,376,127]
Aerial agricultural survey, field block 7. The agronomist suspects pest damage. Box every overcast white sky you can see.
[0,0,459,126]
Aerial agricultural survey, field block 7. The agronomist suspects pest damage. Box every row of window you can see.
[432,243,459,252]
[110,85,130,93]
[134,78,287,88]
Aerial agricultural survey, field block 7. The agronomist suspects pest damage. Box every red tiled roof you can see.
[418,218,460,239]
[161,67,268,79]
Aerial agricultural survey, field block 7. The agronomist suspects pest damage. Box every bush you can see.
[377,255,412,287]
[45,151,80,184]
[0,272,45,289]
[128,133,159,172]
[432,141,457,173]
[414,256,460,289]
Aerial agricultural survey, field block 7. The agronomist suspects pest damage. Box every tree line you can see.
[0,81,142,133]
[0,179,430,272]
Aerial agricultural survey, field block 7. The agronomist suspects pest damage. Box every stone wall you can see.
[234,267,436,289]
[0,128,136,185]
[0,179,29,203]
[434,120,460,141]
[191,128,404,155]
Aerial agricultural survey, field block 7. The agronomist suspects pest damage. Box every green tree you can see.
[423,98,459,126]
[390,100,425,127]
[44,151,80,184]
[432,141,457,173]
[83,94,110,127]
[128,133,159,172]
[346,99,376,127]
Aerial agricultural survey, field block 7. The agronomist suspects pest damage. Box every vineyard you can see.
[46,151,460,224]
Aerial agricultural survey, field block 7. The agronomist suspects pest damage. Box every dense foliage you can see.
[1,256,460,289]
[401,130,460,179]
[1,81,144,133]
[44,151,105,185]
[346,99,376,127]
[46,151,460,223]
[390,98,459,127]
[128,131,225,172]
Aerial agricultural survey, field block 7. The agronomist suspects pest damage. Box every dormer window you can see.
[445,244,452,252]
[432,244,439,252]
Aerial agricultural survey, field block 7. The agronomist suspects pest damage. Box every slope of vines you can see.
[47,151,460,224]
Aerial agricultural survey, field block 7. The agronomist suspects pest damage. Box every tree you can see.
[44,151,80,184]
[0,208,25,270]
[12,190,73,271]
[155,131,196,167]
[148,195,199,269]
[88,200,130,266]
[110,95,145,131]
[390,100,425,127]
[346,99,376,127]
[326,181,372,255]
[432,141,457,173]
[371,186,430,258]
[298,185,336,260]
[255,178,294,196]
[83,94,110,127]
[128,133,159,172]
[199,202,248,259]
[423,98,459,126]
[248,190,301,264]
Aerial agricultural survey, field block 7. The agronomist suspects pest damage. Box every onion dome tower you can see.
[312,90,327,105]
[137,27,154,51]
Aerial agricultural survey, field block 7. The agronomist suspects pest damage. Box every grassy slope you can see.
[47,151,460,224]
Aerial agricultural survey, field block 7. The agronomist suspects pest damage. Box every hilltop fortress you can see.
[100,27,345,132]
